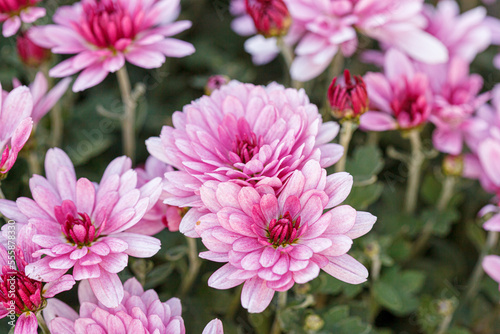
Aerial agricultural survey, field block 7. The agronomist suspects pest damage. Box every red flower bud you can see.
[17,32,50,67]
[328,69,369,121]
[245,0,292,38]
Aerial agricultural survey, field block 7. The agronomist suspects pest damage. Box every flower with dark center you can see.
[231,128,264,164]
[56,203,104,247]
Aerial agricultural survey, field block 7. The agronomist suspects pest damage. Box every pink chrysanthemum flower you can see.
[0,224,75,334]
[29,0,195,92]
[146,81,343,237]
[483,255,500,289]
[423,58,490,155]
[196,160,376,313]
[12,72,71,124]
[423,0,491,63]
[44,278,186,333]
[0,0,45,37]
[360,49,432,132]
[0,84,33,175]
[0,148,162,308]
[287,0,448,82]
[127,156,184,235]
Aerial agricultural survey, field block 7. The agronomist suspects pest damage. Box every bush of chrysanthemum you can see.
[1,0,500,333]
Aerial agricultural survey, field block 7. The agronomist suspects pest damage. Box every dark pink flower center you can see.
[0,266,44,315]
[76,0,144,49]
[232,131,263,164]
[267,211,306,247]
[0,0,38,15]
[390,76,430,129]
[59,211,102,247]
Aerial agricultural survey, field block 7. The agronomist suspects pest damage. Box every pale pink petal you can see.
[322,254,368,284]
[359,112,398,131]
[88,271,124,308]
[241,277,275,313]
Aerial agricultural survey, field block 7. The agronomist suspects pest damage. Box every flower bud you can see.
[205,75,230,96]
[442,155,463,177]
[328,70,369,121]
[304,314,324,332]
[245,0,292,38]
[17,32,51,67]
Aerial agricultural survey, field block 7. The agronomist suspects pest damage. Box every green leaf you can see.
[345,182,383,210]
[373,281,404,310]
[345,145,384,182]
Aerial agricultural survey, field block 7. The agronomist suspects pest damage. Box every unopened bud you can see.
[442,154,463,177]
[304,314,324,332]
[246,0,292,38]
[328,69,369,121]
[17,32,51,67]
[205,75,230,95]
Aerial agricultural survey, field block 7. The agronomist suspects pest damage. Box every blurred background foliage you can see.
[1,0,500,333]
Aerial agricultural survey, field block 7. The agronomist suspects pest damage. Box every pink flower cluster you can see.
[148,80,376,312]
[0,0,45,37]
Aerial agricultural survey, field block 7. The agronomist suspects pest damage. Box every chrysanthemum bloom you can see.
[230,0,256,36]
[12,72,71,124]
[328,69,369,121]
[44,278,186,333]
[127,156,184,235]
[147,81,343,237]
[29,0,195,92]
[17,31,51,67]
[0,84,33,175]
[0,0,45,37]
[245,0,291,38]
[287,0,448,82]
[0,148,162,308]
[423,0,491,63]
[360,49,432,132]
[0,224,75,334]
[196,160,376,313]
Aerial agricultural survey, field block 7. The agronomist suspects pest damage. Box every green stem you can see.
[276,37,301,89]
[37,312,50,334]
[437,311,453,334]
[411,176,456,256]
[463,231,499,302]
[42,64,64,148]
[116,66,136,164]
[179,237,202,297]
[404,129,425,215]
[0,185,4,200]
[270,291,287,334]
[226,285,243,320]
[336,120,357,172]
[27,150,41,176]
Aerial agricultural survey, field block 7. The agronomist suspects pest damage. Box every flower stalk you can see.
[270,291,287,334]
[179,237,202,297]
[404,129,425,214]
[336,120,357,172]
[37,312,50,334]
[117,66,137,164]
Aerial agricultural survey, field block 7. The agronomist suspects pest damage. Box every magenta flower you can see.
[147,81,343,237]
[328,69,369,120]
[196,160,376,313]
[127,156,184,235]
[360,49,432,132]
[17,31,51,67]
[12,72,71,124]
[0,224,75,334]
[0,0,45,37]
[44,278,186,333]
[0,148,162,308]
[423,0,492,63]
[426,58,489,155]
[0,84,33,175]
[29,0,195,92]
[287,0,448,82]
[245,0,291,38]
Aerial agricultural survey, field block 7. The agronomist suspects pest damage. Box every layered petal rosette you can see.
[0,84,33,175]
[44,278,186,333]
[29,0,195,92]
[0,224,75,334]
[360,49,432,132]
[0,148,162,308]
[146,81,343,237]
[0,0,45,37]
[196,160,376,313]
